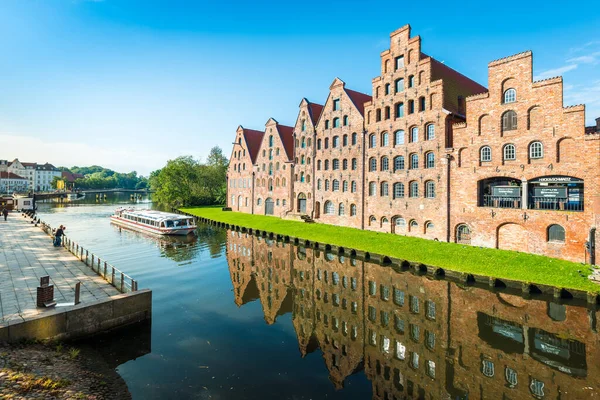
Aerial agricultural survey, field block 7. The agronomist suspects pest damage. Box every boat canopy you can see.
[116,208,195,224]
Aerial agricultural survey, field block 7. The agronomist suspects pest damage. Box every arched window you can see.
[324,201,334,215]
[343,135,348,146]
[530,379,545,398]
[381,132,389,146]
[396,102,404,118]
[393,183,405,199]
[301,137,306,148]
[324,138,329,149]
[456,224,471,244]
[395,78,404,93]
[419,97,426,112]
[324,159,330,170]
[369,157,377,172]
[306,175,310,183]
[376,109,381,122]
[301,155,305,165]
[343,115,348,126]
[408,75,415,88]
[301,119,306,131]
[282,178,286,186]
[381,217,389,226]
[385,106,391,120]
[409,181,419,197]
[394,130,405,145]
[482,360,495,378]
[426,124,435,140]
[368,216,376,226]
[317,139,322,150]
[548,224,565,242]
[395,217,406,229]
[307,157,311,165]
[425,221,434,232]
[268,163,273,175]
[342,159,348,170]
[269,135,274,147]
[503,144,516,160]
[381,156,389,171]
[350,204,357,216]
[409,219,418,231]
[257,198,262,206]
[317,179,322,190]
[338,203,345,216]
[385,83,390,95]
[410,153,419,169]
[502,110,517,131]
[342,180,348,192]
[317,160,322,170]
[325,179,330,191]
[325,120,330,129]
[425,152,435,168]
[503,88,516,104]
[425,181,435,198]
[369,134,376,148]
[352,132,357,145]
[369,182,377,196]
[333,159,340,170]
[394,156,405,171]
[332,136,339,148]
[333,118,340,128]
[381,182,389,196]
[480,146,492,162]
[408,100,415,114]
[333,179,340,191]
[410,127,419,143]
[529,141,543,159]
[300,173,305,183]
[268,178,273,191]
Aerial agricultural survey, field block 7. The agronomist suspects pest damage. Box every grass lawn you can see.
[181,206,600,293]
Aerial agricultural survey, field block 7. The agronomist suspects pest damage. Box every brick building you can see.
[450,51,600,263]
[226,24,599,263]
[227,126,264,213]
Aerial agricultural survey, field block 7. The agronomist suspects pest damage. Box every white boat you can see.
[110,208,196,236]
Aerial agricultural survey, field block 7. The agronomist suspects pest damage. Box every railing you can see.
[38,220,138,293]
[481,195,521,209]
[528,196,584,212]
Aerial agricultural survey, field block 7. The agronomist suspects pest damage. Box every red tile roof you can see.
[585,126,598,134]
[0,172,27,180]
[308,102,324,126]
[242,128,265,164]
[345,88,372,116]
[277,124,295,161]
[62,171,85,182]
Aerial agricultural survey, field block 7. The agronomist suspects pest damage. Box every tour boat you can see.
[110,208,197,236]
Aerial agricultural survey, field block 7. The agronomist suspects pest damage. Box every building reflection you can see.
[226,231,600,399]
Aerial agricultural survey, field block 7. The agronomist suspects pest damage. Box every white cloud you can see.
[534,64,577,81]
[0,133,166,175]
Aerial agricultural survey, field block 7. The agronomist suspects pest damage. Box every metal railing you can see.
[528,196,584,212]
[38,220,138,293]
[481,195,521,209]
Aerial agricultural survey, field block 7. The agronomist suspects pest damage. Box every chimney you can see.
[596,117,600,132]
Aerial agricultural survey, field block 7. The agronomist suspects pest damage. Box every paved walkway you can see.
[0,212,120,325]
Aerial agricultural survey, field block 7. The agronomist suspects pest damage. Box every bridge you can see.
[32,188,151,200]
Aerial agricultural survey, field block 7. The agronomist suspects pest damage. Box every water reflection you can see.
[226,230,600,399]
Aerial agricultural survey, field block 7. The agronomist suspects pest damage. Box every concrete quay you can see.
[0,211,151,342]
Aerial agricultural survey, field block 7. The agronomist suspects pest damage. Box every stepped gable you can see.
[344,88,372,116]
[277,124,295,161]
[242,128,265,164]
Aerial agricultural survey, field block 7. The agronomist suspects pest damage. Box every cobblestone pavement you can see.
[0,211,120,325]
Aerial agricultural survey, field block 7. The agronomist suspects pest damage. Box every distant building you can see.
[61,171,85,189]
[0,171,28,193]
[5,159,61,191]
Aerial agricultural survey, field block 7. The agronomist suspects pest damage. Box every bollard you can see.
[111,267,115,285]
[104,261,108,279]
[86,250,89,266]
[91,254,95,271]
[120,272,124,292]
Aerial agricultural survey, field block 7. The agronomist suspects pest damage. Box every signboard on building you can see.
[492,186,521,197]
[531,176,583,184]
[533,187,567,198]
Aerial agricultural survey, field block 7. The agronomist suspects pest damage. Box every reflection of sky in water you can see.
[36,194,372,400]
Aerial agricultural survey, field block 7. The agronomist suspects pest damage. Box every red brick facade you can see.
[226,24,599,263]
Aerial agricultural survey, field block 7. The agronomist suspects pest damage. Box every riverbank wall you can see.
[176,208,600,306]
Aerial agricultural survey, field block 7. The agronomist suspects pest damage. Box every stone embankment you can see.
[0,341,130,399]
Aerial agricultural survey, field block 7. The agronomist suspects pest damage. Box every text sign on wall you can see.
[533,187,567,198]
[492,186,521,197]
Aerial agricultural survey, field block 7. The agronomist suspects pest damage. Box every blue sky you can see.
[0,0,598,175]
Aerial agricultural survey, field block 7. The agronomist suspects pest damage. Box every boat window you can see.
[160,222,165,228]
[166,220,174,228]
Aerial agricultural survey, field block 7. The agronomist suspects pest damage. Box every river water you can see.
[36,194,600,400]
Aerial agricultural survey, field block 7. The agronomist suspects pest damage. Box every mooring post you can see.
[85,250,89,266]
[111,267,115,285]
[74,282,81,305]
[120,272,125,292]
[131,277,135,292]
[91,254,95,271]
[104,261,108,279]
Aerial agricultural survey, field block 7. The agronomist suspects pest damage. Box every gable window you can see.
[342,180,348,192]
[396,102,404,118]
[384,106,390,120]
[333,118,340,128]
[408,75,415,88]
[324,159,329,170]
[317,139,322,150]
[332,136,339,148]
[269,135,274,147]
[394,130,405,145]
[529,141,543,159]
[301,119,306,131]
[503,144,516,161]
[502,110,517,131]
[343,115,348,126]
[395,78,404,93]
[395,55,404,70]
[385,83,390,95]
[317,160,322,170]
[342,134,348,146]
[393,183,405,198]
[376,109,382,122]
[333,99,340,111]
[325,120,330,129]
[301,137,306,148]
[324,138,329,149]
[342,159,348,170]
[503,88,516,104]
[480,146,491,162]
[325,179,330,190]
[351,132,357,145]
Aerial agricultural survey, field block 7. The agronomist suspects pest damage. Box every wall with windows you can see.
[450,50,599,262]
[362,25,485,239]
[253,119,294,218]
[313,78,369,229]
[227,126,262,214]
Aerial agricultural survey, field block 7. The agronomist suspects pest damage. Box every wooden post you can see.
[120,272,124,292]
[91,254,95,271]
[85,250,89,266]
[111,267,115,285]
[104,261,108,279]
[131,277,135,292]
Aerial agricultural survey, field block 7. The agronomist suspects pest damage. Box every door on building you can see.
[237,196,242,211]
[314,201,320,219]
[265,198,274,216]
[297,193,307,214]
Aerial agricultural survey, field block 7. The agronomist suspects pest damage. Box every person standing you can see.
[54,225,65,247]
[2,207,8,221]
